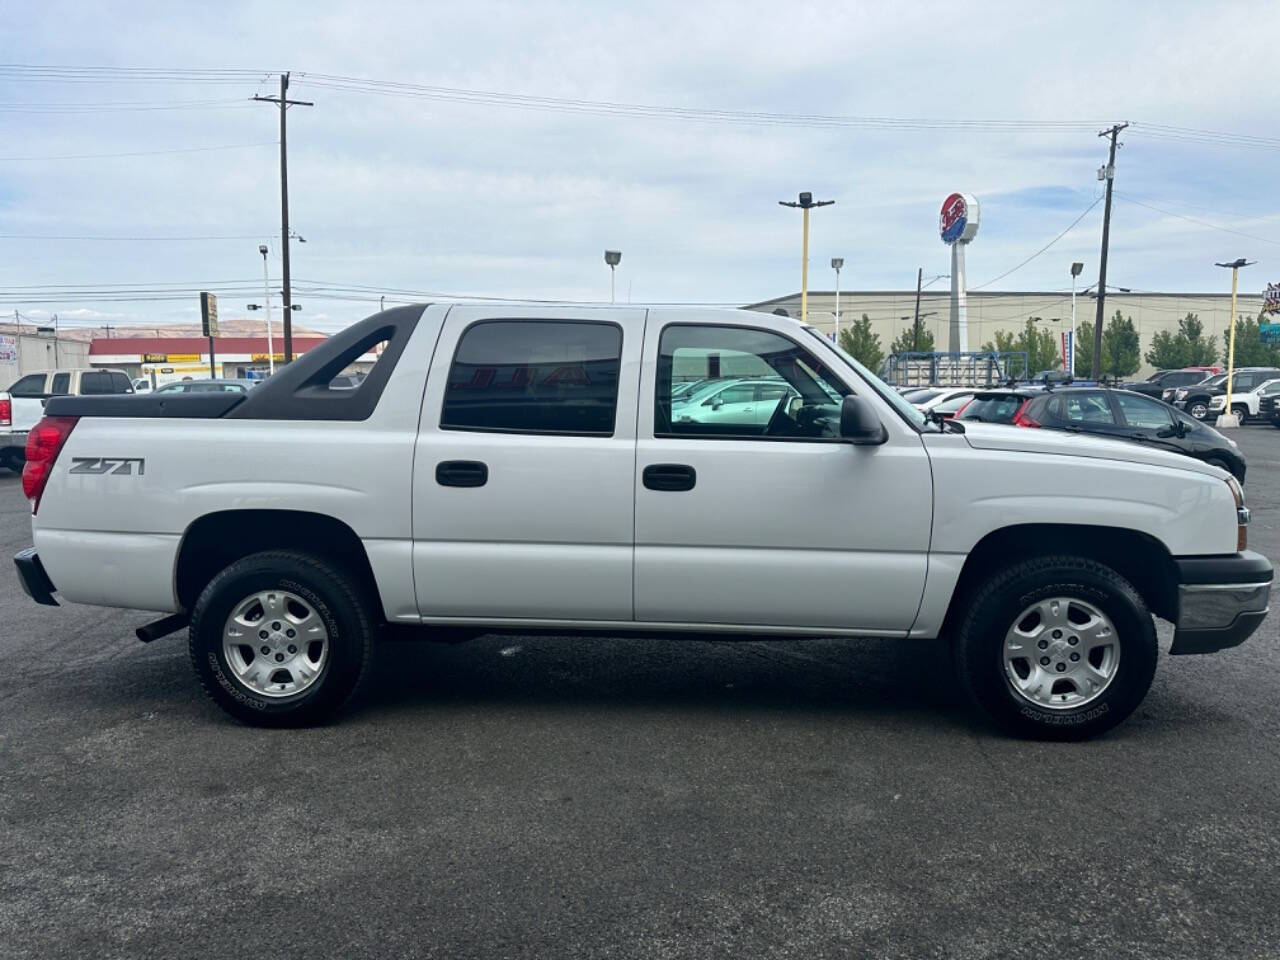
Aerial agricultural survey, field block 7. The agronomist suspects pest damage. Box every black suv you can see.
[1173,368,1280,420]
[1122,368,1217,399]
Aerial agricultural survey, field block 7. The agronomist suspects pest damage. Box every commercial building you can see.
[746,290,1268,377]
[0,326,91,387]
[86,334,377,385]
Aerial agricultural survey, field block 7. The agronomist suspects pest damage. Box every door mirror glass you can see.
[839,395,887,445]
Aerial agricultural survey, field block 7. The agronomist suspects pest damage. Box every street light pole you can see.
[1215,258,1255,427]
[604,250,622,304]
[779,192,834,326]
[259,245,275,375]
[831,258,844,342]
[1070,262,1084,378]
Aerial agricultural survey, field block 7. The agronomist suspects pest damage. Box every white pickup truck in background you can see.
[12,304,1273,739]
[0,368,133,471]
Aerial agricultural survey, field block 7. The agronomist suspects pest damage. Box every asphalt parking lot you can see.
[3,428,1280,960]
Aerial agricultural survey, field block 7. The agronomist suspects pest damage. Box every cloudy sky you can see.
[2,0,1279,334]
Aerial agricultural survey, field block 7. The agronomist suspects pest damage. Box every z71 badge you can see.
[69,457,146,476]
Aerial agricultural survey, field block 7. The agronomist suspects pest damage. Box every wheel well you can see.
[175,510,381,617]
[940,524,1179,636]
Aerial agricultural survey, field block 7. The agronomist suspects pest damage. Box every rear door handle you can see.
[643,463,696,492]
[436,460,488,488]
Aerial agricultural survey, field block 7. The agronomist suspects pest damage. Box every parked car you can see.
[925,391,976,420]
[132,378,153,394]
[1173,368,1280,420]
[1123,367,1220,399]
[991,386,1246,482]
[671,376,797,429]
[1260,386,1280,428]
[912,387,975,413]
[953,388,1043,424]
[1207,377,1280,422]
[0,368,133,472]
[12,303,1270,740]
[155,378,257,395]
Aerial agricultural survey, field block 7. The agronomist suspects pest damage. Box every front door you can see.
[633,314,932,634]
[412,306,645,622]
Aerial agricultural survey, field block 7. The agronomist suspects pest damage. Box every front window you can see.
[807,329,927,429]
[1115,392,1174,429]
[657,325,849,439]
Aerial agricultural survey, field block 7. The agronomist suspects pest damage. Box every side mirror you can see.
[710,396,724,410]
[839,395,888,445]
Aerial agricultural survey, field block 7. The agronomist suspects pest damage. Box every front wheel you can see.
[1231,404,1249,421]
[954,556,1157,740]
[1188,400,1208,419]
[189,550,375,726]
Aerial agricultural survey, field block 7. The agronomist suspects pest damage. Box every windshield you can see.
[805,328,927,429]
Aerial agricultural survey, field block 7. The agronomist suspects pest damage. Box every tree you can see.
[981,320,1060,375]
[889,322,935,355]
[1101,310,1140,377]
[838,313,883,370]
[1144,312,1218,369]
[1076,321,1094,377]
[1223,313,1280,368]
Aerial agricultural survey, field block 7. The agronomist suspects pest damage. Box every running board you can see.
[136,612,190,643]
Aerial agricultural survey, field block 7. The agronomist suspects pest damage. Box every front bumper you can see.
[13,547,58,606]
[1171,550,1272,655]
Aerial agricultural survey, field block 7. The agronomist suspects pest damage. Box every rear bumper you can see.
[0,428,28,450]
[1171,550,1272,655]
[13,547,58,606]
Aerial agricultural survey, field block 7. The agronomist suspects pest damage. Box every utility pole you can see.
[912,267,923,351]
[254,73,312,364]
[1092,122,1128,379]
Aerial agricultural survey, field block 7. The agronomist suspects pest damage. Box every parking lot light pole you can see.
[1070,262,1084,377]
[1215,258,1255,428]
[779,192,834,326]
[604,250,622,304]
[259,245,275,374]
[831,258,844,342]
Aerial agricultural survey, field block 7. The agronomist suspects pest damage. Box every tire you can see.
[1188,400,1208,419]
[954,555,1157,741]
[189,550,375,727]
[1231,404,1248,421]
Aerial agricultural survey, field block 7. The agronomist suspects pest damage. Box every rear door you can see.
[412,305,645,622]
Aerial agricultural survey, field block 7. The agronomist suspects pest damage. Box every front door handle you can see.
[436,460,488,488]
[643,463,696,492]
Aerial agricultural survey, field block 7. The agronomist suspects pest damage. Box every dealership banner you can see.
[1262,283,1280,343]
[0,335,16,363]
[1060,330,1074,373]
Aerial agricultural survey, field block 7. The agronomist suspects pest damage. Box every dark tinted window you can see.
[1063,393,1117,425]
[50,373,71,395]
[110,372,132,394]
[79,371,114,395]
[8,373,46,397]
[957,394,1025,423]
[441,320,622,435]
[1171,371,1204,386]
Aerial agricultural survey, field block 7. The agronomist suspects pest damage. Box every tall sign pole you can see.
[940,193,980,353]
[912,266,923,352]
[200,292,219,379]
[254,74,312,364]
[1092,122,1129,378]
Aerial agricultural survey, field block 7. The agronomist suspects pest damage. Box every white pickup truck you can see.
[12,304,1272,739]
[0,368,133,471]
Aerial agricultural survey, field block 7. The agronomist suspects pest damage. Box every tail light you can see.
[0,397,10,427]
[1012,402,1041,428]
[22,416,78,514]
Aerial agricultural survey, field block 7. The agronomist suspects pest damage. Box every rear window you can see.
[441,320,623,436]
[903,389,941,404]
[110,372,132,394]
[8,373,46,397]
[50,373,71,395]
[957,395,1026,423]
[79,371,114,395]
[933,393,973,415]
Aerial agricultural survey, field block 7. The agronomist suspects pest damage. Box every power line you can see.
[0,233,272,241]
[1115,193,1280,247]
[970,197,1102,290]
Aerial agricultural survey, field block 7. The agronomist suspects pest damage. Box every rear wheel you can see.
[954,555,1157,740]
[189,550,375,726]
